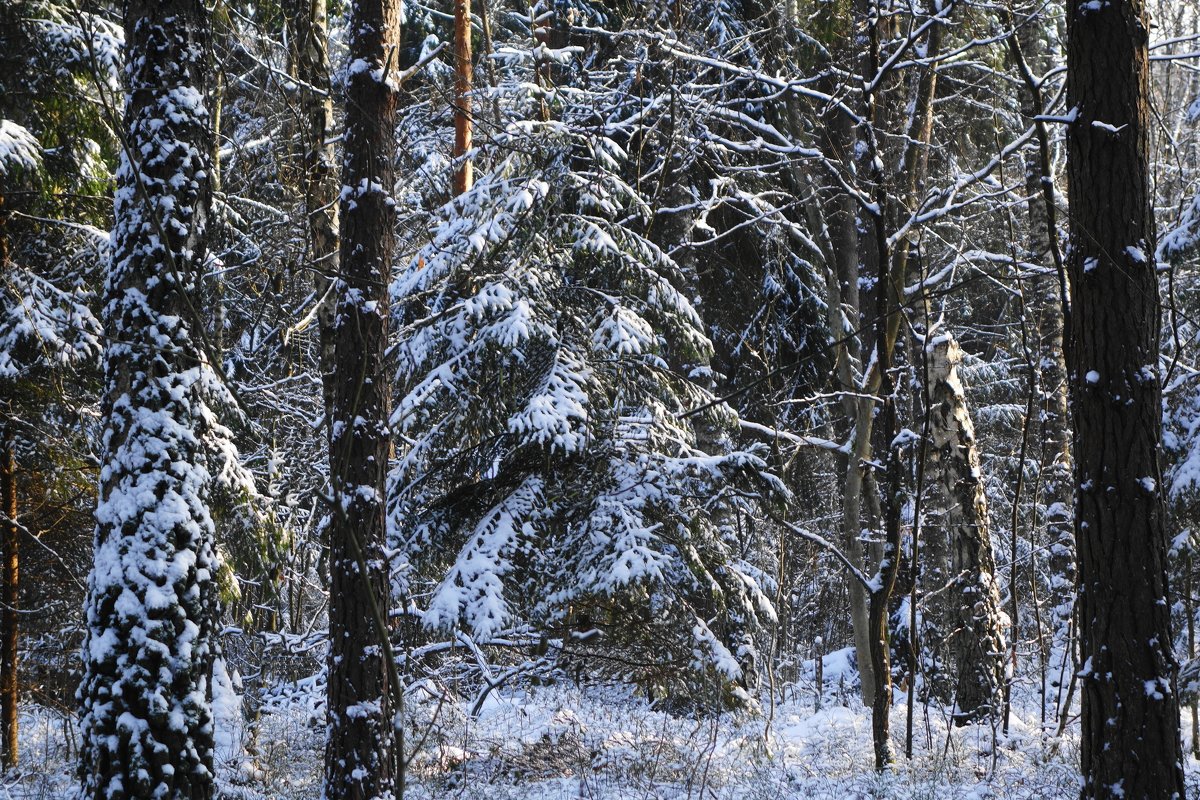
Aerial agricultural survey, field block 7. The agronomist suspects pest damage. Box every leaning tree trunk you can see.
[1066,0,1186,797]
[0,420,15,770]
[925,335,1007,723]
[77,0,221,796]
[323,0,401,795]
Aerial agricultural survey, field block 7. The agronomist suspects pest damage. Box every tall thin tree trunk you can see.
[857,0,909,767]
[323,0,400,794]
[925,335,1007,723]
[0,192,15,772]
[842,0,945,713]
[284,0,340,420]
[1011,7,1075,657]
[1066,0,1185,796]
[452,0,473,194]
[0,421,15,770]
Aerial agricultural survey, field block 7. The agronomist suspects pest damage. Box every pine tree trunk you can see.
[77,0,220,796]
[323,0,400,795]
[0,421,15,770]
[1066,0,1185,796]
[925,335,1006,723]
[452,0,473,195]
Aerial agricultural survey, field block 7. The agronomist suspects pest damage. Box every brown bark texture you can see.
[1066,0,1185,797]
[323,0,400,794]
[452,0,474,195]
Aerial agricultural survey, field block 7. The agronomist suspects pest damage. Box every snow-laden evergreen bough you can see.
[388,5,794,705]
[77,1,230,796]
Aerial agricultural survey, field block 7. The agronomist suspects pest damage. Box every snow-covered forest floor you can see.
[12,660,1200,799]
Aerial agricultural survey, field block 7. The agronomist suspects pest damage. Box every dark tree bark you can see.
[77,0,220,796]
[0,420,15,770]
[1066,0,1185,797]
[323,0,400,794]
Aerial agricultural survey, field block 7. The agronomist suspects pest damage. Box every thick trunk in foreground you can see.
[323,0,400,795]
[77,0,220,796]
[0,422,15,770]
[926,335,1007,723]
[1066,0,1185,797]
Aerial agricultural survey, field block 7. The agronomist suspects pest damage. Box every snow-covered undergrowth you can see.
[12,672,1200,799]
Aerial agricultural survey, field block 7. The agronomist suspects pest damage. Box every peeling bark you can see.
[925,335,1007,723]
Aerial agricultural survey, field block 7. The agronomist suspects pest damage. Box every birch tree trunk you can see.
[925,335,1007,723]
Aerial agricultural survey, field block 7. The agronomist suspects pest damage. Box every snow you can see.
[384,85,781,691]
[592,305,656,356]
[21,674,1200,798]
[0,120,42,176]
[34,8,124,92]
[506,351,592,453]
[423,477,544,639]
[1161,192,1200,261]
[213,658,260,781]
[0,267,103,379]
